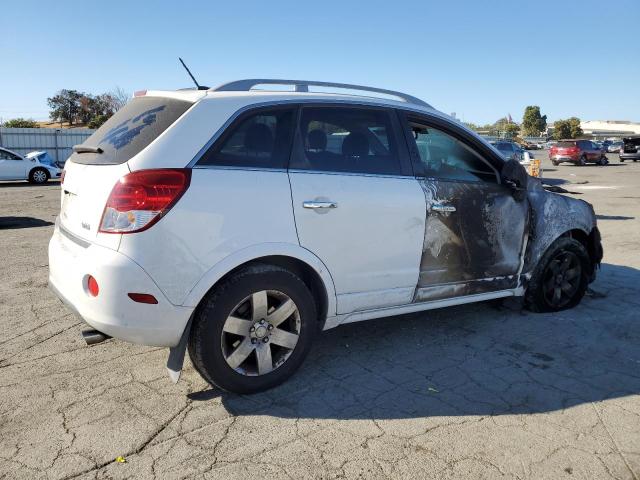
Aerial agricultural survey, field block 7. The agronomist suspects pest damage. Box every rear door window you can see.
[290,106,403,176]
[70,96,193,165]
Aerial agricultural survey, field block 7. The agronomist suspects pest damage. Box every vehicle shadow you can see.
[0,216,54,229]
[0,181,60,188]
[596,214,635,221]
[566,164,627,168]
[206,263,640,419]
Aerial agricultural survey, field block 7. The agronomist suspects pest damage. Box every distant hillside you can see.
[35,121,93,130]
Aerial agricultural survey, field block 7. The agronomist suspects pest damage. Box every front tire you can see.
[29,168,49,184]
[188,264,317,394]
[525,237,590,313]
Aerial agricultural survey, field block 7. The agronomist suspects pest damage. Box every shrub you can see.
[2,118,39,128]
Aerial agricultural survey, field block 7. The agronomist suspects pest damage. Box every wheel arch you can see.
[563,227,602,279]
[182,243,337,327]
[29,166,50,180]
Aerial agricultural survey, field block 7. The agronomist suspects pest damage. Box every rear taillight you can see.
[99,169,191,234]
[60,170,66,185]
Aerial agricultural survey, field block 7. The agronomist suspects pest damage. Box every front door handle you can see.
[430,204,456,213]
[303,201,338,209]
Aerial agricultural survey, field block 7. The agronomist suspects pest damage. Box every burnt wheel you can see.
[188,263,317,394]
[525,237,590,313]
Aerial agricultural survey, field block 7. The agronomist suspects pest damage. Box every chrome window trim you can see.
[187,98,435,169]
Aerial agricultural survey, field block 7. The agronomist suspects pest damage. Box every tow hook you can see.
[81,329,111,346]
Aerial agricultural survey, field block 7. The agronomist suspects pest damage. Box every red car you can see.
[550,140,608,166]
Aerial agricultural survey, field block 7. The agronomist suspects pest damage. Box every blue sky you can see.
[2,0,639,125]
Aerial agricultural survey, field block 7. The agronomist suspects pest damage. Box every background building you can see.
[581,120,640,139]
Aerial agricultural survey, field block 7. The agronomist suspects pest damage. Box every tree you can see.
[521,106,547,137]
[47,89,83,126]
[504,123,520,137]
[567,117,583,138]
[552,117,583,140]
[491,117,518,136]
[87,115,110,129]
[1,118,39,128]
[109,86,130,111]
[552,120,570,140]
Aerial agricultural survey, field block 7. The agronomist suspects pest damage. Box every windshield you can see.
[69,96,193,165]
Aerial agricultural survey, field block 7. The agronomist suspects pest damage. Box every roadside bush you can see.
[2,118,39,128]
[87,115,109,129]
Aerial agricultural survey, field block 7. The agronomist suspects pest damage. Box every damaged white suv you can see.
[49,80,603,393]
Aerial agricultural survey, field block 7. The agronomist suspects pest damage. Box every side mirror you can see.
[501,158,528,201]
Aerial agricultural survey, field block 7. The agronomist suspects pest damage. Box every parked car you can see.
[619,136,640,162]
[549,140,608,166]
[0,147,62,183]
[26,150,66,169]
[490,141,523,161]
[607,141,623,153]
[48,79,603,394]
[489,141,540,176]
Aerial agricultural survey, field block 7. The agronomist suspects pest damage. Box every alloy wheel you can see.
[542,250,581,308]
[33,170,47,183]
[221,290,300,376]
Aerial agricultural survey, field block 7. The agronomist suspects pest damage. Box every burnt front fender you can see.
[523,180,598,276]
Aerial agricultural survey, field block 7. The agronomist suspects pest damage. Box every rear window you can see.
[557,141,577,148]
[69,96,193,165]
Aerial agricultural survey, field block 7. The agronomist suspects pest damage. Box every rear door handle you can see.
[430,204,456,213]
[303,201,338,209]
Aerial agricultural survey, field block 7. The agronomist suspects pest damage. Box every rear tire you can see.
[29,168,49,184]
[188,264,317,394]
[551,160,559,166]
[525,237,590,313]
[578,155,587,166]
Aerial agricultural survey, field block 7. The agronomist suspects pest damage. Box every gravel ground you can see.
[1,153,639,479]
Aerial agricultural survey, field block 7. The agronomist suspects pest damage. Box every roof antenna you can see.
[178,57,208,90]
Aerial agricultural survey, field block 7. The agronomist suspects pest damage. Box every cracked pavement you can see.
[1,154,639,479]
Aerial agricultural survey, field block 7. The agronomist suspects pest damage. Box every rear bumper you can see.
[619,153,640,160]
[48,221,194,347]
[550,154,579,163]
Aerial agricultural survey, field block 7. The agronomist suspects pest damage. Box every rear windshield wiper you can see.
[73,145,103,154]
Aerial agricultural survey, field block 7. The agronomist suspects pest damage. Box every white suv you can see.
[49,80,603,393]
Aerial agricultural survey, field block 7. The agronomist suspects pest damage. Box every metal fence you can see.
[0,127,95,164]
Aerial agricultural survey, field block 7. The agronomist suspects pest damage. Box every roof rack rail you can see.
[212,79,431,108]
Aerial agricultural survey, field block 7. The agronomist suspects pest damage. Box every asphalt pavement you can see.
[1,152,639,479]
